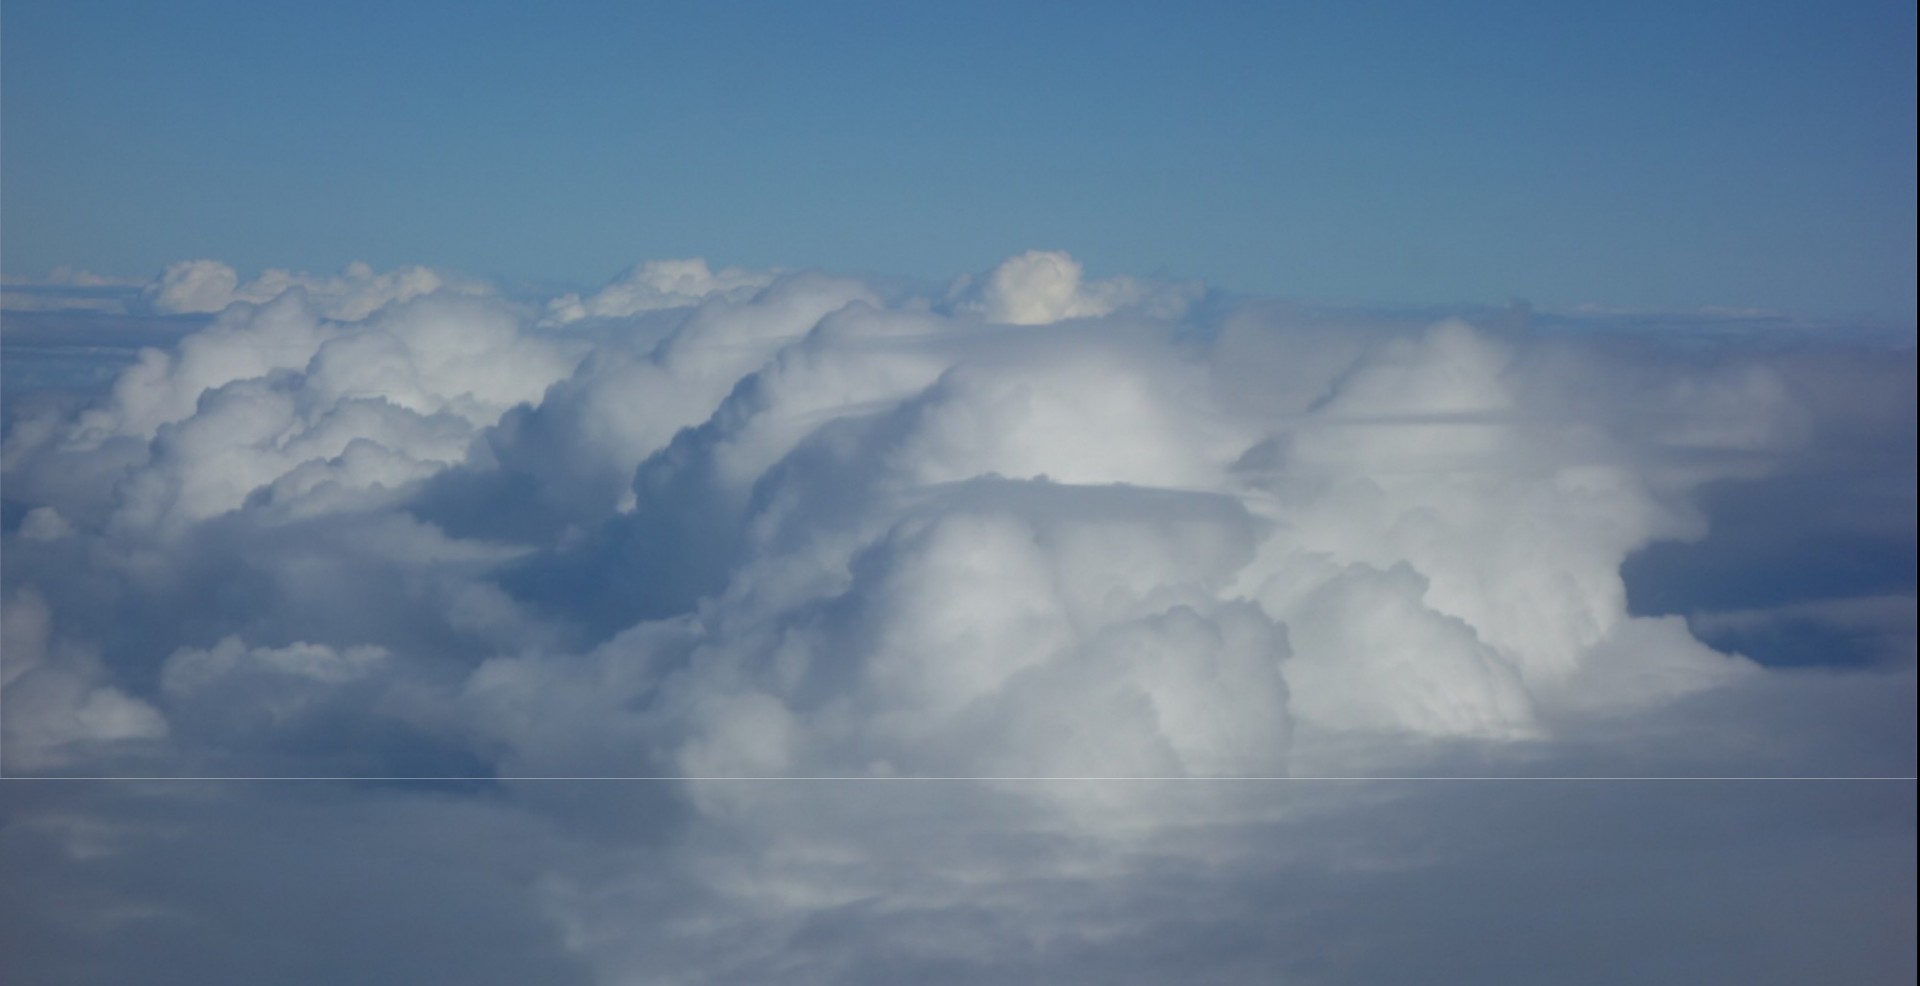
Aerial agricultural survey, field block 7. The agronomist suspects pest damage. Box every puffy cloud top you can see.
[144,259,489,320]
[953,250,1199,324]
[2,249,1808,778]
[542,258,777,324]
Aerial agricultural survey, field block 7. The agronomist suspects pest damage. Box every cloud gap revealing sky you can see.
[2,3,1914,984]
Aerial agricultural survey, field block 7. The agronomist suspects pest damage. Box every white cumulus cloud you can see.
[3,250,1814,774]
[950,249,1201,325]
[2,249,1910,984]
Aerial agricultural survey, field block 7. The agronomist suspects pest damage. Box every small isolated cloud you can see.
[1,250,1911,982]
[142,259,240,314]
[950,249,1202,324]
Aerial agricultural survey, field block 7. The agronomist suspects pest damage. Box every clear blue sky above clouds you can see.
[3,0,1914,317]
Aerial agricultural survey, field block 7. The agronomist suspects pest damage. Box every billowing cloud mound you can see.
[3,255,1913,982]
[0,251,1841,772]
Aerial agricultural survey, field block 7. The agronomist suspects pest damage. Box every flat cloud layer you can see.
[2,253,1913,982]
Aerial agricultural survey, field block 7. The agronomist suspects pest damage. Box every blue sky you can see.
[3,0,1915,315]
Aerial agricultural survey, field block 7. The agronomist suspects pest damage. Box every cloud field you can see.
[2,253,1913,982]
